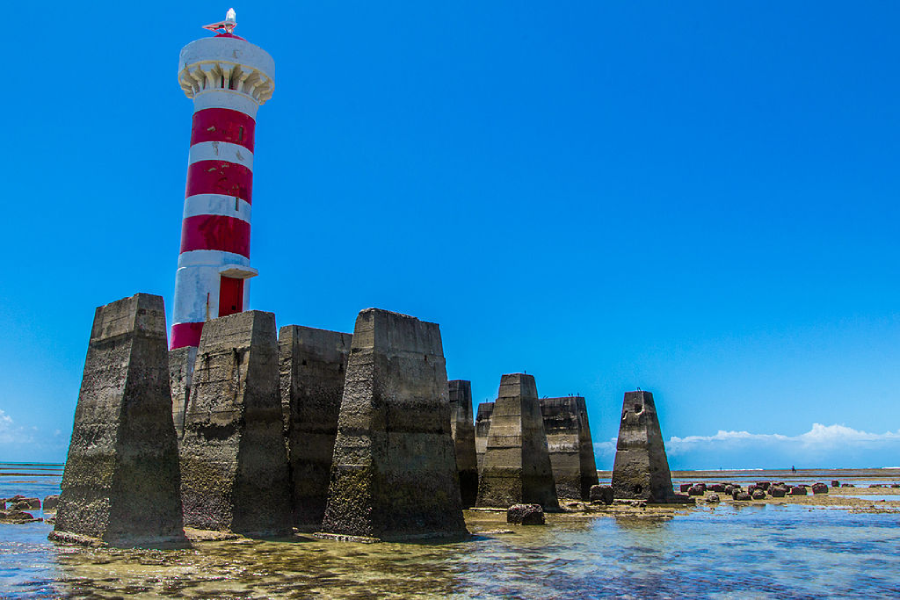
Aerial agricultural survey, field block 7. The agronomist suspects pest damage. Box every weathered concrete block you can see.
[475,401,494,473]
[52,294,184,546]
[168,346,197,442]
[449,380,478,507]
[589,485,614,505]
[320,309,467,541]
[539,396,599,500]
[610,390,675,504]
[507,504,544,525]
[179,311,291,537]
[476,374,559,511]
[279,325,352,531]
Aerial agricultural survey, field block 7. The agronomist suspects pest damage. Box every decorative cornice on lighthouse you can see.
[178,37,275,106]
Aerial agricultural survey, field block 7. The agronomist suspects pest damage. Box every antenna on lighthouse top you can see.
[202,8,237,34]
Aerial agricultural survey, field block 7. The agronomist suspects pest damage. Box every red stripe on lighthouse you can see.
[180,214,251,257]
[171,322,205,349]
[191,108,256,151]
[185,160,253,204]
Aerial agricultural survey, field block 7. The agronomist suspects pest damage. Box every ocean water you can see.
[3,464,900,599]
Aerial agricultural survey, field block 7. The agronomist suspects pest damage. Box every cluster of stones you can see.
[0,495,55,524]
[679,481,834,502]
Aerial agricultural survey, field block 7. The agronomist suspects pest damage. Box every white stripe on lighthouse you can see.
[183,193,252,222]
[188,141,254,170]
[192,90,260,118]
[177,249,252,269]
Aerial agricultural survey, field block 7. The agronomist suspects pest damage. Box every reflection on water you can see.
[3,469,900,598]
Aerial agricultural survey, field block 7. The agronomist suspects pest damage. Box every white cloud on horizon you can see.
[0,409,34,445]
[594,423,900,468]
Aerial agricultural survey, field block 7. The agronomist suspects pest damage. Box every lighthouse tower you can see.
[171,10,275,349]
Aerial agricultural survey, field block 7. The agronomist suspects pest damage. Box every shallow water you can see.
[3,466,900,599]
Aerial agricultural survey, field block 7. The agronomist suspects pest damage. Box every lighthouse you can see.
[171,9,275,349]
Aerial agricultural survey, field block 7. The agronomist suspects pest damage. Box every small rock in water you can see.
[789,486,808,496]
[841,483,855,488]
[679,483,691,493]
[725,485,735,495]
[756,481,771,491]
[733,492,752,501]
[507,504,545,526]
[0,510,42,524]
[688,485,704,497]
[831,480,840,488]
[751,489,767,500]
[706,493,720,503]
[770,486,788,498]
[589,485,614,505]
[710,484,726,493]
[811,483,828,495]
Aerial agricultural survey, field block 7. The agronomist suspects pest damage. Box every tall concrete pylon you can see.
[279,325,352,531]
[448,380,478,507]
[540,396,599,501]
[179,310,292,536]
[476,374,559,510]
[321,309,467,541]
[475,401,494,473]
[52,294,185,546]
[610,390,675,503]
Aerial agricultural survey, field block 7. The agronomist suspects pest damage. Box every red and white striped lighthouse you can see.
[171,10,275,349]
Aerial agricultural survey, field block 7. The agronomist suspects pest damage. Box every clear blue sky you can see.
[2,2,898,468]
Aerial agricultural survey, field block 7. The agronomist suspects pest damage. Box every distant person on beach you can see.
[792,466,796,473]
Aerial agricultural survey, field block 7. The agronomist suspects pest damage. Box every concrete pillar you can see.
[611,390,675,503]
[476,374,559,511]
[321,309,467,541]
[278,325,352,531]
[168,346,197,441]
[475,401,494,473]
[52,294,184,546]
[179,310,291,536]
[448,380,478,507]
[539,396,599,500]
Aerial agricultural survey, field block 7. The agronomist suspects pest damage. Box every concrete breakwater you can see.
[50,292,687,547]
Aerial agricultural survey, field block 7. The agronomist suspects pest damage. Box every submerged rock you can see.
[707,494,720,503]
[589,485,614,505]
[0,510,42,524]
[507,504,545,525]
